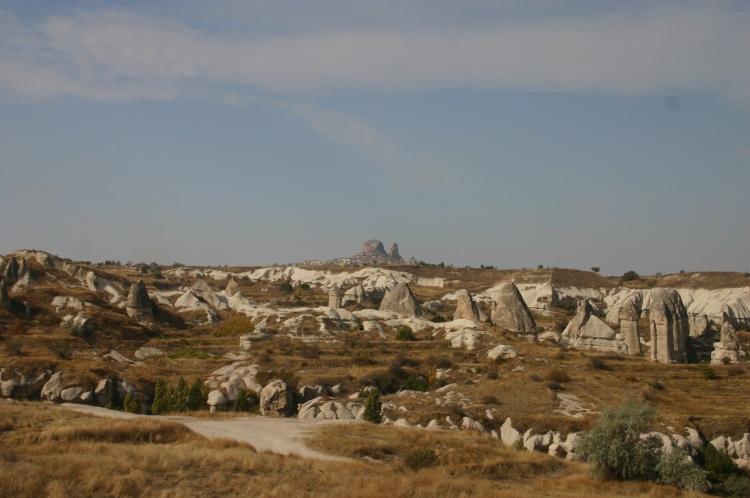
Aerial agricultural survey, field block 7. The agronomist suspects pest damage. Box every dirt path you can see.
[60,404,352,461]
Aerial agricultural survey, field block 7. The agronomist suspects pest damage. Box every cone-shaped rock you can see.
[562,300,627,353]
[379,282,423,317]
[649,288,689,363]
[126,280,153,321]
[0,280,11,311]
[13,257,34,289]
[225,276,241,296]
[490,282,536,335]
[453,289,480,321]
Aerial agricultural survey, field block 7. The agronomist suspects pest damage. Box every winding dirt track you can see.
[60,404,353,461]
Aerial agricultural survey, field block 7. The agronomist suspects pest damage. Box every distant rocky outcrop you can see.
[649,288,689,363]
[379,282,423,317]
[711,313,745,364]
[490,282,536,335]
[349,239,405,265]
[125,280,153,321]
[2,257,19,283]
[453,289,480,321]
[562,300,628,354]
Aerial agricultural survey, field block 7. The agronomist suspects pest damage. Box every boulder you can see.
[134,347,166,360]
[207,390,229,410]
[1,371,50,399]
[260,379,293,417]
[379,282,423,318]
[125,280,153,321]
[41,372,65,402]
[461,417,486,433]
[562,300,628,354]
[192,279,229,311]
[61,387,84,402]
[486,344,517,360]
[490,282,536,335]
[94,378,114,406]
[342,284,366,306]
[685,427,705,449]
[500,417,521,446]
[453,289,480,322]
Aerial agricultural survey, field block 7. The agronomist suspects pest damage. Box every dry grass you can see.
[0,401,707,498]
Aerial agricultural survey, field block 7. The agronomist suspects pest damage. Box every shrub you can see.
[395,326,416,341]
[591,266,601,273]
[363,388,383,424]
[404,448,437,471]
[47,341,72,359]
[700,364,718,380]
[546,369,570,383]
[576,399,660,481]
[699,443,741,483]
[589,357,611,371]
[723,474,750,497]
[299,283,311,290]
[215,314,254,337]
[546,381,563,391]
[622,271,641,282]
[279,282,293,294]
[655,452,709,492]
[233,389,260,413]
[402,374,429,392]
[123,393,142,414]
[649,381,665,390]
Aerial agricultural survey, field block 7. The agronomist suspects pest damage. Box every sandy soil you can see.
[60,403,353,461]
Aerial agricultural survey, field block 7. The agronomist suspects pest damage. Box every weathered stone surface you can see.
[453,289,480,321]
[191,279,229,311]
[1,371,50,399]
[239,329,271,350]
[207,389,229,407]
[126,280,153,321]
[3,257,19,283]
[225,276,241,296]
[500,417,521,446]
[299,385,328,402]
[490,282,536,335]
[342,284,366,306]
[711,313,745,364]
[41,372,65,402]
[563,300,628,354]
[486,344,517,360]
[134,347,166,360]
[328,285,342,308]
[689,314,709,338]
[379,282,423,317]
[649,288,689,363]
[298,398,360,420]
[349,239,404,265]
[260,379,293,417]
[389,243,401,260]
[61,387,84,402]
[14,258,33,289]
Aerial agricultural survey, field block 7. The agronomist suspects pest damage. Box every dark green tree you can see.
[363,388,383,424]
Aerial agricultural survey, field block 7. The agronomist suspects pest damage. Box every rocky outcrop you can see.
[298,397,362,420]
[94,378,114,406]
[41,372,65,402]
[191,279,229,311]
[350,239,404,265]
[649,288,689,363]
[486,344,517,360]
[2,257,19,283]
[490,282,536,335]
[711,313,745,364]
[328,285,342,308]
[126,280,153,321]
[239,329,271,350]
[453,289,480,321]
[342,284,366,306]
[13,258,33,289]
[299,385,328,402]
[134,347,166,360]
[389,243,401,260]
[207,390,229,412]
[0,280,11,311]
[260,379,293,417]
[562,300,628,354]
[225,276,241,297]
[379,282,423,317]
[1,370,51,399]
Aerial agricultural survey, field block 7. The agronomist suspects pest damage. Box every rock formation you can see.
[328,285,342,308]
[453,289,480,321]
[379,282,423,317]
[349,239,405,265]
[125,280,153,321]
[711,313,745,364]
[260,379,293,417]
[13,258,33,289]
[0,280,10,311]
[490,282,536,335]
[191,279,228,310]
[562,300,628,353]
[3,257,19,283]
[225,276,241,297]
[649,288,689,363]
[342,284,366,306]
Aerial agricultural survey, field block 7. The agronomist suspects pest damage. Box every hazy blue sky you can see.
[1,0,748,275]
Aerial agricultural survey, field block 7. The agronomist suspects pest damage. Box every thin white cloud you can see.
[0,3,748,107]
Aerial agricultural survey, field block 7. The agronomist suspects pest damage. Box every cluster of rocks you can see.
[347,240,405,266]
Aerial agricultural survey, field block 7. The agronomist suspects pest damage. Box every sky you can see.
[0,0,748,275]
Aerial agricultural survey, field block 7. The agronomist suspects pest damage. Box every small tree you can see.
[151,379,170,415]
[186,378,205,411]
[656,452,709,492]
[363,388,383,424]
[591,266,601,273]
[577,399,660,481]
[621,270,641,282]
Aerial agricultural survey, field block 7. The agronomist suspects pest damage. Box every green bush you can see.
[723,474,750,497]
[700,443,741,483]
[363,388,383,424]
[150,377,206,414]
[655,452,709,492]
[279,282,293,294]
[700,364,718,380]
[395,326,416,341]
[123,392,142,414]
[404,448,437,471]
[622,270,641,282]
[576,399,660,481]
[233,388,260,413]
[402,374,429,392]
